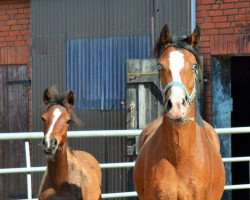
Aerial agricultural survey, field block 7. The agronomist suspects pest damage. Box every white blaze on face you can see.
[169,51,185,82]
[45,108,61,147]
[168,51,186,103]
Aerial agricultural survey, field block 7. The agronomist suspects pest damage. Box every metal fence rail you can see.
[0,127,250,199]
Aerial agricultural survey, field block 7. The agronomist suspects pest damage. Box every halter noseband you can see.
[161,81,196,104]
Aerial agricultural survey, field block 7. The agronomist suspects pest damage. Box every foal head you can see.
[41,88,76,156]
[154,24,201,121]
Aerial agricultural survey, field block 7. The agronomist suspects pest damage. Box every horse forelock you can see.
[43,89,82,126]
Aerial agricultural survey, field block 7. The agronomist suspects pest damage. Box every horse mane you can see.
[43,86,82,126]
[154,36,204,127]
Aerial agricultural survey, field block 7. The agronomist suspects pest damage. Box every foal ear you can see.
[67,90,75,106]
[160,24,172,45]
[187,25,201,47]
[43,88,52,104]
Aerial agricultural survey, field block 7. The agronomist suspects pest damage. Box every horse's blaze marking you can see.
[45,108,61,146]
[168,51,185,102]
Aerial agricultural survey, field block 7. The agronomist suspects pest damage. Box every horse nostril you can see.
[166,99,172,112]
[51,138,58,148]
[182,98,186,106]
[42,138,46,146]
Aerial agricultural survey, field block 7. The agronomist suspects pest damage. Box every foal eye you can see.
[66,119,71,125]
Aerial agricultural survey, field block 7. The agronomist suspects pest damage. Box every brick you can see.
[7,9,18,15]
[212,4,219,9]
[212,16,227,22]
[223,9,238,15]
[197,4,212,11]
[231,21,247,28]
[0,15,10,20]
[201,0,215,4]
[5,35,16,41]
[0,26,10,31]
[16,35,23,40]
[200,47,210,54]
[235,15,250,21]
[197,17,205,24]
[234,2,250,8]
[18,19,29,24]
[15,13,29,19]
[6,19,17,26]
[199,41,210,48]
[0,9,7,15]
[228,15,235,21]
[224,0,240,2]
[220,3,235,9]
[239,8,247,15]
[209,10,223,16]
[14,40,26,46]
[9,30,19,36]
[0,32,8,37]
[20,29,30,35]
[200,23,215,29]
[205,17,213,23]
[215,22,230,28]
[219,28,234,34]
[197,11,209,17]
[14,3,26,9]
[11,24,22,30]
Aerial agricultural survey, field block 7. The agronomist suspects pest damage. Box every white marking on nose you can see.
[45,108,61,147]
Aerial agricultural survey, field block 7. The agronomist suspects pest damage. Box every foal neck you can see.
[47,143,69,190]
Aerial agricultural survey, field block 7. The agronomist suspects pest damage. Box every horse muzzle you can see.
[42,137,58,155]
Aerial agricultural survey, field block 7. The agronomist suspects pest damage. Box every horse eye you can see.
[192,64,198,71]
[66,119,71,125]
[158,64,163,71]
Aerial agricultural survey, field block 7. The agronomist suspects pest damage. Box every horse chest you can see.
[144,158,210,199]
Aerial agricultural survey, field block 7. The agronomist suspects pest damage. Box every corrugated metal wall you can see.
[31,0,192,197]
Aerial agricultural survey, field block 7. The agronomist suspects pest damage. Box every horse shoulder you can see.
[200,121,220,152]
[69,150,102,200]
[138,116,163,151]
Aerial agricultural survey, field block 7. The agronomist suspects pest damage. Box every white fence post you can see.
[25,141,32,200]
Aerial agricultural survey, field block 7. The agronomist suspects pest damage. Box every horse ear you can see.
[153,24,172,57]
[43,88,52,104]
[187,25,201,47]
[160,24,172,45]
[67,90,75,106]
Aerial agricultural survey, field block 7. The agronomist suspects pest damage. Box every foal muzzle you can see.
[42,137,58,155]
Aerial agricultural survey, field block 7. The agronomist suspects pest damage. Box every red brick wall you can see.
[196,0,250,124]
[0,0,31,129]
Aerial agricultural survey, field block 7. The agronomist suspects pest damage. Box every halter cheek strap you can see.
[161,81,196,104]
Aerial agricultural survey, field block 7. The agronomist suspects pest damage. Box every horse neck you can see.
[161,102,197,163]
[47,142,68,190]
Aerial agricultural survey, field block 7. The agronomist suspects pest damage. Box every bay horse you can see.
[38,87,102,200]
[133,24,225,199]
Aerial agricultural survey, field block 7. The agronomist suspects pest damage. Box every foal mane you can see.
[43,87,82,126]
[154,36,204,126]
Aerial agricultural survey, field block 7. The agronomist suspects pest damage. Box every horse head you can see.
[154,24,201,121]
[41,87,75,156]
